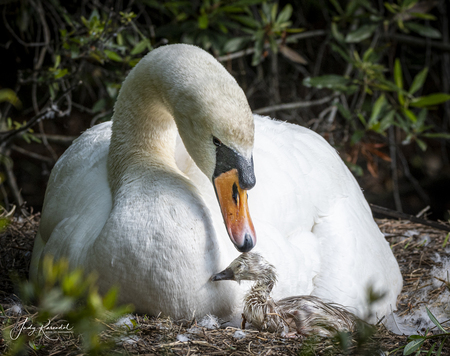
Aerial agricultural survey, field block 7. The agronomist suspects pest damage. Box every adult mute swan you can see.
[30,44,402,322]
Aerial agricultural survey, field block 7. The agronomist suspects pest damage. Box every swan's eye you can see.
[213,136,222,147]
[232,183,239,205]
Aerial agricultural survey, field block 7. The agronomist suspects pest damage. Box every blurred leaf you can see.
[104,49,122,62]
[410,93,450,107]
[416,138,427,151]
[368,94,386,127]
[279,45,307,64]
[330,0,344,14]
[394,58,403,89]
[405,23,442,39]
[426,307,447,333]
[230,15,260,28]
[130,39,151,55]
[198,13,208,29]
[223,36,251,52]
[402,108,417,123]
[351,130,365,145]
[345,24,377,43]
[409,67,428,95]
[303,75,350,91]
[277,4,292,23]
[410,12,436,20]
[422,132,450,139]
[403,338,425,355]
[378,110,396,133]
[402,0,418,8]
[331,22,344,42]
[0,89,22,108]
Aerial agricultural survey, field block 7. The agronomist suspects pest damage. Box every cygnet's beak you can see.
[214,168,256,252]
[211,267,235,281]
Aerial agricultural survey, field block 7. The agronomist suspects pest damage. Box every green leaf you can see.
[231,15,260,29]
[351,130,365,145]
[54,68,69,79]
[437,336,447,356]
[394,58,403,90]
[103,286,118,309]
[130,39,151,55]
[426,307,447,333]
[303,75,350,91]
[369,94,386,126]
[331,22,344,42]
[330,0,344,14]
[443,232,450,248]
[345,24,378,43]
[416,138,427,151]
[198,13,208,29]
[426,342,437,356]
[270,3,278,22]
[410,12,436,20]
[402,108,417,123]
[405,23,442,39]
[336,103,352,121]
[277,4,292,23]
[402,0,418,9]
[378,109,396,133]
[384,3,397,13]
[0,89,21,108]
[409,67,428,95]
[422,132,450,140]
[330,43,352,62]
[223,37,251,53]
[104,49,122,62]
[403,338,425,355]
[410,93,450,107]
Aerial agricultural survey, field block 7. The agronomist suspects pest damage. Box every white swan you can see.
[30,44,402,322]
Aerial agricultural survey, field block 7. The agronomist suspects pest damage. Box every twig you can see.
[370,204,450,232]
[11,145,54,164]
[33,133,77,145]
[382,33,450,53]
[0,83,79,147]
[216,30,326,62]
[254,95,336,115]
[1,150,24,207]
[389,126,402,212]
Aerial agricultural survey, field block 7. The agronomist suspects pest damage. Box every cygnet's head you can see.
[211,252,277,284]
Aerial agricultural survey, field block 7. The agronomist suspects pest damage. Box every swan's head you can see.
[211,252,277,285]
[134,44,257,252]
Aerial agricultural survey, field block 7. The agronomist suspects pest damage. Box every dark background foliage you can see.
[1,0,450,220]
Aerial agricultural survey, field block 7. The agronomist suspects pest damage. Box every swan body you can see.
[212,252,357,337]
[30,44,402,322]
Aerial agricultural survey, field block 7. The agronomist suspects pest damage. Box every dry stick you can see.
[382,33,450,53]
[389,126,403,212]
[216,30,327,62]
[0,83,79,147]
[33,133,77,145]
[370,204,450,232]
[254,95,336,115]
[11,145,54,164]
[1,150,23,207]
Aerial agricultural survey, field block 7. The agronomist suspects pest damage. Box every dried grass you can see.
[0,210,449,355]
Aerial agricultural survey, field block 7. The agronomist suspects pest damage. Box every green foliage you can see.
[3,255,133,355]
[302,0,450,158]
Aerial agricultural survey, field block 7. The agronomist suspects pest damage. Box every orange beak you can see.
[213,169,256,252]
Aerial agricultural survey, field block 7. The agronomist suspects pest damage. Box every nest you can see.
[0,209,449,355]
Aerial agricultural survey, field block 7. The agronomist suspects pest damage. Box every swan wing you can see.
[30,122,113,280]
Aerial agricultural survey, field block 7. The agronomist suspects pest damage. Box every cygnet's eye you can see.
[213,136,222,147]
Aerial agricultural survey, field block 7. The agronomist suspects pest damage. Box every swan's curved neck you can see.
[107,64,178,195]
